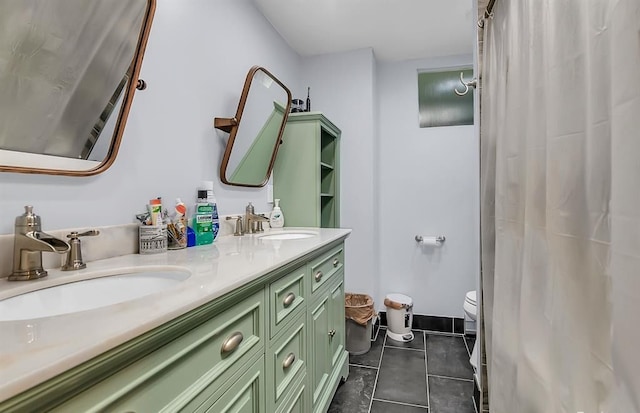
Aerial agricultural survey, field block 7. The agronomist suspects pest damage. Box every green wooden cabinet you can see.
[273,112,341,228]
[0,240,349,413]
[309,275,348,413]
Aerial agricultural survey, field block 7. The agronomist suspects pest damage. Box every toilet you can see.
[463,290,477,334]
[463,290,479,372]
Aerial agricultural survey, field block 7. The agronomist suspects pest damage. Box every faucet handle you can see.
[67,230,100,239]
[226,216,244,236]
[61,230,100,271]
[256,214,267,232]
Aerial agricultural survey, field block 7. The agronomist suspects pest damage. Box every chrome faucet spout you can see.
[9,206,70,281]
[23,231,70,253]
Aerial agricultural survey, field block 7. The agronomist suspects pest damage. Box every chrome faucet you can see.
[10,206,70,281]
[244,202,269,234]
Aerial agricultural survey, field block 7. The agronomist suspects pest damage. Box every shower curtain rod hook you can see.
[454,72,477,96]
[478,9,494,28]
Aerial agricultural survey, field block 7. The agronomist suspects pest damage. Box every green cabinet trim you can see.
[202,355,265,413]
[284,112,341,137]
[277,371,307,413]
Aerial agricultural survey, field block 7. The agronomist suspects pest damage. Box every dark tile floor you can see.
[329,327,477,413]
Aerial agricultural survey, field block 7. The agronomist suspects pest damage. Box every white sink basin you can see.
[258,230,318,240]
[0,268,191,321]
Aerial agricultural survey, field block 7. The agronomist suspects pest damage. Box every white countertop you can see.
[0,227,351,402]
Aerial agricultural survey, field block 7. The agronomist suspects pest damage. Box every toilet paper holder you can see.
[415,235,446,245]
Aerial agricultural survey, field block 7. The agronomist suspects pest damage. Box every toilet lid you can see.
[386,293,412,306]
[465,291,477,305]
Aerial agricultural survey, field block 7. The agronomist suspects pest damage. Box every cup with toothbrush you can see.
[167,198,187,250]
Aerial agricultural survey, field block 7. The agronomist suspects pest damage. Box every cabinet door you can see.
[328,277,346,370]
[309,295,330,408]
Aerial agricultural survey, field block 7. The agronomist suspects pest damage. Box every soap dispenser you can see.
[269,199,285,228]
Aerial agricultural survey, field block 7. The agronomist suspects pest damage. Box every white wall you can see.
[0,0,301,235]
[377,55,479,317]
[300,49,379,300]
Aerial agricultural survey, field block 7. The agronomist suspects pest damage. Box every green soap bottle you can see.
[194,190,214,245]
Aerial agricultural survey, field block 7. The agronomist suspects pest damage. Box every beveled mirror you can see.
[215,66,292,187]
[0,0,155,176]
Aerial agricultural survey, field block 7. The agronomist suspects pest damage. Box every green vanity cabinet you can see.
[273,112,341,228]
[0,239,349,413]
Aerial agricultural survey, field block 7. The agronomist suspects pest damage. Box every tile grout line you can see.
[371,398,429,410]
[367,330,387,413]
[383,324,466,338]
[464,335,472,358]
[420,329,465,337]
[428,373,475,383]
[384,345,425,352]
[348,363,378,370]
[424,330,431,410]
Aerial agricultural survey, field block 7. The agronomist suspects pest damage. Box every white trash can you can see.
[384,293,414,342]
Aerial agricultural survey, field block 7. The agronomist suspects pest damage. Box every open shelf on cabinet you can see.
[321,196,337,228]
[321,168,335,196]
[320,129,336,168]
[320,162,334,170]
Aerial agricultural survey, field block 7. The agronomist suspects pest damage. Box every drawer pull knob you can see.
[283,292,296,308]
[328,329,336,337]
[333,258,339,267]
[221,332,244,354]
[283,352,296,369]
[315,271,323,282]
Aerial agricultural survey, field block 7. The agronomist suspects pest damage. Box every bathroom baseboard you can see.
[378,311,465,334]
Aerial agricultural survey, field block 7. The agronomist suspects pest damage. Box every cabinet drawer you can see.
[52,290,264,413]
[309,245,344,296]
[277,373,307,413]
[268,316,306,411]
[269,265,306,339]
[199,355,264,413]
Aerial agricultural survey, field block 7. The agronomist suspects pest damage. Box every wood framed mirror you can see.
[215,66,292,187]
[0,0,156,176]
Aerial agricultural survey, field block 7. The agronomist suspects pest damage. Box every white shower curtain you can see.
[480,0,640,412]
